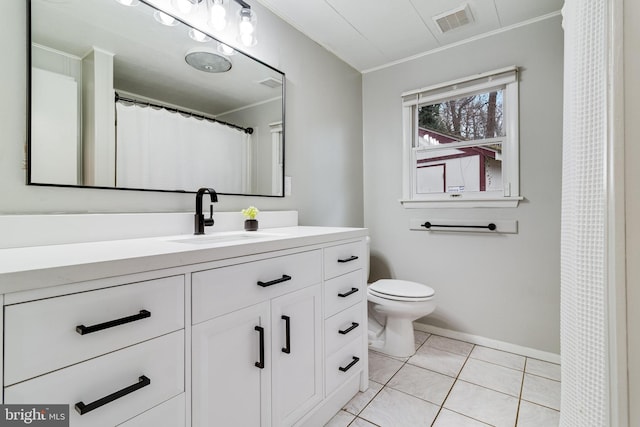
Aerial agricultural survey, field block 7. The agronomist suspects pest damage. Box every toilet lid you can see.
[368,279,435,301]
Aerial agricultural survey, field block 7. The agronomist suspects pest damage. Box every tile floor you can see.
[325,331,561,427]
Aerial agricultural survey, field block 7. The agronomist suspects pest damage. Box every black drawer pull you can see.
[338,287,359,298]
[257,275,292,287]
[338,322,360,335]
[75,375,150,415]
[338,255,359,263]
[76,310,151,335]
[281,315,291,354]
[339,356,360,372]
[255,326,265,369]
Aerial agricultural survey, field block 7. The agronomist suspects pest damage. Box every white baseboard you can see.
[413,322,561,365]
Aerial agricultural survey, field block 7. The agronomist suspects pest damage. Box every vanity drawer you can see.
[324,270,364,318]
[4,275,184,386]
[118,394,185,427]
[192,249,322,324]
[4,331,184,427]
[326,336,364,397]
[325,303,365,356]
[324,240,365,280]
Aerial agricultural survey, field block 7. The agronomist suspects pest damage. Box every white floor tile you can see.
[433,409,492,427]
[368,351,404,384]
[525,358,561,381]
[324,410,355,427]
[350,418,378,427]
[407,345,467,377]
[414,330,430,349]
[470,346,526,371]
[458,358,524,397]
[517,400,560,427]
[359,387,440,427]
[444,380,519,427]
[424,335,474,356]
[343,380,383,415]
[521,373,561,410]
[328,332,561,427]
[387,363,455,406]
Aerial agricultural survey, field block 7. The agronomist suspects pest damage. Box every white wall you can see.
[0,1,363,227]
[624,0,640,422]
[363,17,564,353]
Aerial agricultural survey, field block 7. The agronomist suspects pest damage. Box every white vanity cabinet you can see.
[0,225,368,427]
[191,250,323,427]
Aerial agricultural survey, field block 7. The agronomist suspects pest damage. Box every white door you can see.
[271,285,323,426]
[192,302,271,427]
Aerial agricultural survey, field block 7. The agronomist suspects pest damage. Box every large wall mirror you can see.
[28,0,285,196]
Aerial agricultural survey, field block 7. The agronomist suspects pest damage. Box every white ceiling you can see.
[255,0,563,72]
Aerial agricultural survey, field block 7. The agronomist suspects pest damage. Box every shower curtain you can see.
[115,102,251,192]
[560,0,608,425]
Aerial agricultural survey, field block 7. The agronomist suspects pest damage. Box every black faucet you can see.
[194,187,218,235]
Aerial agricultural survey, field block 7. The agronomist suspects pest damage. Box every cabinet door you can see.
[271,285,323,427]
[192,302,271,427]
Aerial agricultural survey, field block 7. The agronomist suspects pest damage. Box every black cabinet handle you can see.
[338,322,360,335]
[257,275,292,287]
[338,287,359,298]
[75,375,150,415]
[338,255,359,263]
[76,310,151,335]
[281,315,291,354]
[338,356,360,372]
[255,326,265,369]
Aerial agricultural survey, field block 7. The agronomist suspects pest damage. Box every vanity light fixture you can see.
[171,0,203,15]
[207,0,228,31]
[154,10,179,26]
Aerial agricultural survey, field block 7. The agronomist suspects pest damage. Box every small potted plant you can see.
[242,206,259,231]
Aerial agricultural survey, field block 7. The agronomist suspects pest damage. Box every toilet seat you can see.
[368,279,435,302]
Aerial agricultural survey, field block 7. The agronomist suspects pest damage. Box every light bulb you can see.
[239,18,254,35]
[172,0,196,14]
[217,42,235,55]
[208,0,227,31]
[189,29,211,42]
[237,7,257,46]
[240,32,254,47]
[154,11,178,26]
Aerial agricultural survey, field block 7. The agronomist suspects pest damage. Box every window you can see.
[401,67,522,208]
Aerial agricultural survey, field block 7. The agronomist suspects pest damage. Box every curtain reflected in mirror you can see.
[28,0,285,196]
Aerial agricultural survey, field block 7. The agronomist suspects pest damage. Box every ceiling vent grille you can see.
[433,4,474,33]
[258,77,283,88]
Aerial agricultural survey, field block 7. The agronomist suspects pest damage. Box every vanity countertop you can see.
[0,226,367,294]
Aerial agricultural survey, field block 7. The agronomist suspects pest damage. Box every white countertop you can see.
[0,226,367,294]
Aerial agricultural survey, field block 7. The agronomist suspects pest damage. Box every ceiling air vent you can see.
[433,3,474,33]
[258,77,283,88]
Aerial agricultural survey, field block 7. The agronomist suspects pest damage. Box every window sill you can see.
[400,196,523,209]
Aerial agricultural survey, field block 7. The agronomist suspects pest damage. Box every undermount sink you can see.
[169,231,283,245]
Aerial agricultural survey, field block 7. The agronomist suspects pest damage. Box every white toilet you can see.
[366,238,436,358]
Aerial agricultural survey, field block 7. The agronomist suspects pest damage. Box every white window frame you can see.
[401,66,523,208]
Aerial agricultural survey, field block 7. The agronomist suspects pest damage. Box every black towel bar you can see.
[422,222,497,231]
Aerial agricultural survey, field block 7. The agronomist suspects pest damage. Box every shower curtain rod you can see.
[115,93,254,134]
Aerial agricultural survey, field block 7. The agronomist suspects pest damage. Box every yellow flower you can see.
[242,206,259,219]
